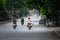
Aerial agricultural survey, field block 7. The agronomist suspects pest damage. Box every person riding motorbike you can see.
[13,17,17,29]
[21,17,24,25]
[27,17,33,29]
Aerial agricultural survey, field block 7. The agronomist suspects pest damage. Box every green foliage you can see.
[24,0,60,16]
[20,7,29,16]
[0,0,6,9]
[6,0,24,10]
[0,0,60,20]
[24,0,48,15]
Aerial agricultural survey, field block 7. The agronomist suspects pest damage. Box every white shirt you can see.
[27,19,32,23]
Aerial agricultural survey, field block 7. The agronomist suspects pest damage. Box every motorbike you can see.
[21,18,24,25]
[13,23,17,29]
[27,23,32,29]
[13,19,17,29]
[39,19,44,25]
[21,22,24,25]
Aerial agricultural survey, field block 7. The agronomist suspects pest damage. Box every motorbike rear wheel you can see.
[27,25,32,29]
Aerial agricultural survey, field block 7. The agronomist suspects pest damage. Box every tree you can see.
[6,0,24,10]
[24,0,60,19]
[24,0,48,15]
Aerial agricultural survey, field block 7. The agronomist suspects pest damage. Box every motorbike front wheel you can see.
[27,25,32,29]
[21,22,24,25]
[13,24,17,29]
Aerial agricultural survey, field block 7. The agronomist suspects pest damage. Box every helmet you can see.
[28,17,30,19]
[28,16,30,19]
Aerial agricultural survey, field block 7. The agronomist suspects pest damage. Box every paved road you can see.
[0,14,60,40]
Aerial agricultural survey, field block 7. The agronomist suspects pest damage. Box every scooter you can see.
[27,23,32,29]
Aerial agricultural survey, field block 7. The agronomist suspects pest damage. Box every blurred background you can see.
[0,0,60,40]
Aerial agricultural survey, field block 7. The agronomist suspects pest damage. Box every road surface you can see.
[0,14,60,40]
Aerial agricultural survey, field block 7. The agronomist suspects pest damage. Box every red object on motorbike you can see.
[27,23,32,29]
[27,23,32,27]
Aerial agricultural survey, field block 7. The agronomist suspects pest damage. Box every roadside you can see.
[53,27,60,37]
[48,26,60,37]
[0,20,12,24]
[43,18,60,37]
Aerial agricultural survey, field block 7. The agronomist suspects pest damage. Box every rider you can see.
[13,17,17,29]
[21,17,24,25]
[27,17,32,27]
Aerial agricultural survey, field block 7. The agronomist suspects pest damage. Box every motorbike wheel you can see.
[27,26,32,30]
[13,24,17,29]
[21,22,24,25]
[29,27,31,29]
[21,23,23,25]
